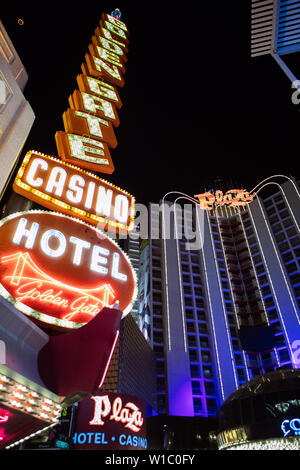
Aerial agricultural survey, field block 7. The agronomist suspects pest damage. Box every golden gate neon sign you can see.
[0,211,137,329]
[55,13,129,174]
[2,252,116,324]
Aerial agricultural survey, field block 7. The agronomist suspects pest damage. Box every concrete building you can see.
[0,20,35,199]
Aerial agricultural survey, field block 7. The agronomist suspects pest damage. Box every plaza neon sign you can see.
[13,151,135,235]
[89,394,144,432]
[194,189,255,210]
[72,392,147,450]
[0,211,136,329]
[55,13,129,174]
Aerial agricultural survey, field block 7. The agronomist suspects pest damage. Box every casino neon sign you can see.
[13,151,135,235]
[0,211,137,329]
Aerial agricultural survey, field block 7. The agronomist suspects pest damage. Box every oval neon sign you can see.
[0,211,136,329]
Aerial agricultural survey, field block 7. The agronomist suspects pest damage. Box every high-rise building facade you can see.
[138,177,300,418]
[0,20,35,198]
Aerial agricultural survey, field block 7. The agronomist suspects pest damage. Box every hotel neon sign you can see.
[0,211,137,329]
[55,12,129,174]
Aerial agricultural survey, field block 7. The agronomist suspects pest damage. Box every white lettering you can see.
[66,174,85,204]
[89,395,111,425]
[45,167,67,197]
[26,158,48,187]
[81,92,116,120]
[114,194,129,223]
[112,253,127,281]
[96,186,113,217]
[10,218,129,280]
[40,230,66,258]
[84,181,96,210]
[69,236,91,265]
[12,218,39,249]
[90,245,109,274]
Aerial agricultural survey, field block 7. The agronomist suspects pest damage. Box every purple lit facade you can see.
[138,178,300,417]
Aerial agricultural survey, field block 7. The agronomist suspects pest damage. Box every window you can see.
[286,262,297,274]
[153,331,164,344]
[199,336,210,349]
[188,335,197,347]
[189,349,199,362]
[192,381,201,395]
[185,309,194,320]
[153,292,162,303]
[190,365,200,378]
[279,241,290,253]
[201,351,211,363]
[187,322,195,333]
[204,381,216,395]
[290,272,300,285]
[256,264,265,275]
[258,274,268,286]
[278,349,291,363]
[261,285,271,297]
[203,366,213,378]
[206,398,218,413]
[282,252,294,263]
[193,397,203,413]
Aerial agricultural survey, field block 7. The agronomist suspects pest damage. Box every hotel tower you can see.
[138,176,300,417]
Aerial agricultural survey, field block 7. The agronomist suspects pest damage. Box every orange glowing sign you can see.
[55,13,129,174]
[194,189,255,210]
[13,151,135,235]
[0,211,137,329]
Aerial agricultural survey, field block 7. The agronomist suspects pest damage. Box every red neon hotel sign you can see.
[0,211,136,329]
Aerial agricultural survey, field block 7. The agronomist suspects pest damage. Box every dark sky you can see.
[1,1,299,205]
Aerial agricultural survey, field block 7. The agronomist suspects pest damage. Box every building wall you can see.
[0,20,35,199]
[101,314,157,410]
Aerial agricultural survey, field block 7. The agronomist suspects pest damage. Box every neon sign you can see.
[0,211,136,329]
[194,189,255,210]
[72,392,147,450]
[281,418,300,437]
[89,395,144,432]
[55,13,129,174]
[13,151,135,235]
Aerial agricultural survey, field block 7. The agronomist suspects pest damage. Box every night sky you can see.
[1,1,299,205]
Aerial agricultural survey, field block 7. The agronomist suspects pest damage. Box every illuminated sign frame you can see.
[0,211,137,330]
[13,150,135,235]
